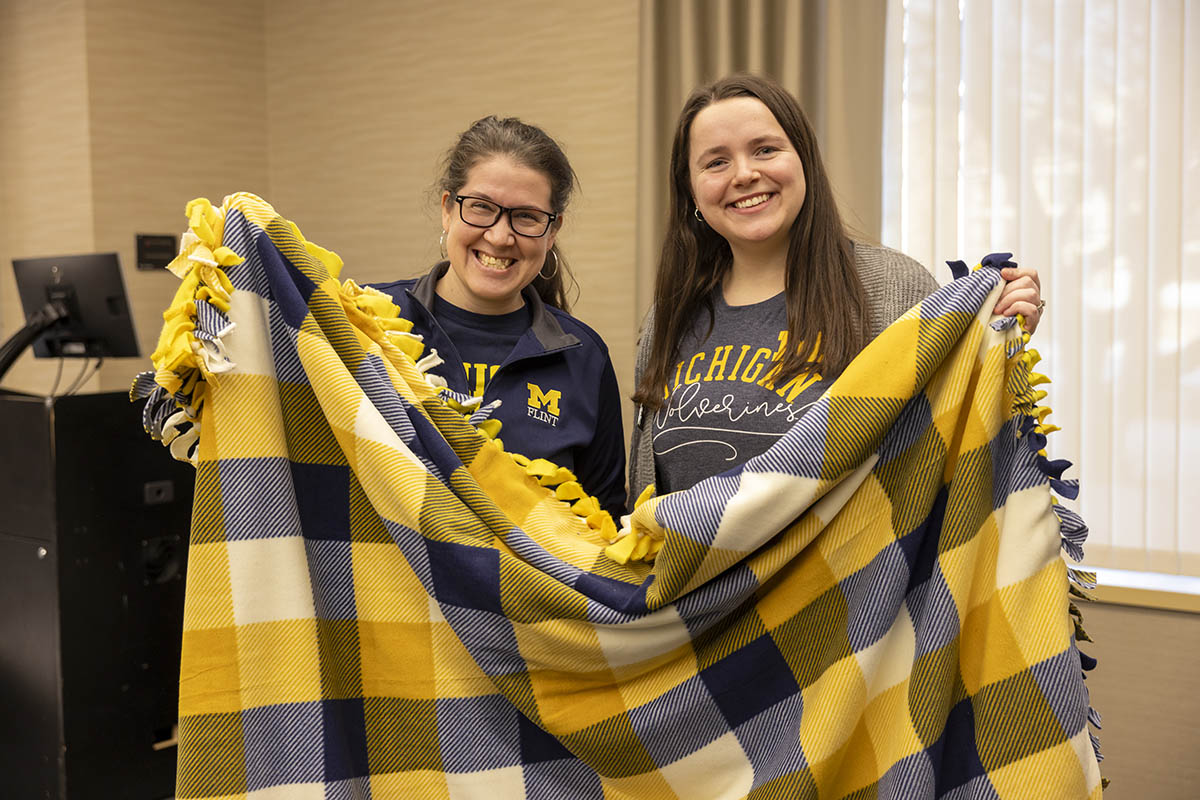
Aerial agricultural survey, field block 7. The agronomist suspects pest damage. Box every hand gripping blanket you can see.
[133,193,1102,800]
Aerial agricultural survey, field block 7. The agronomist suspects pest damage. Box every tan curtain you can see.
[635,0,890,314]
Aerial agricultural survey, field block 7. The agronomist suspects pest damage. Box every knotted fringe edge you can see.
[132,195,627,565]
[950,252,1103,771]
[372,307,638,563]
[129,198,242,465]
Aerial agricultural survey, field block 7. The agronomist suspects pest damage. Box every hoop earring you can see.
[694,207,705,224]
[438,230,448,259]
[539,249,559,280]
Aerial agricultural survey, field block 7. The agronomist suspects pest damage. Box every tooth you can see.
[735,194,768,208]
[477,252,513,268]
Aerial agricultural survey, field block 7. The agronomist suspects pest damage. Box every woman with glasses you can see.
[373,115,626,518]
[629,74,1044,500]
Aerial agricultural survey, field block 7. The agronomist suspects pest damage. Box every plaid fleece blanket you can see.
[134,193,1102,800]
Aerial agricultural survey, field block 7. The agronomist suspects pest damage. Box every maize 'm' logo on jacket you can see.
[526,383,560,427]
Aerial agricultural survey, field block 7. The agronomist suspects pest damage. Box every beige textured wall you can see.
[2,0,637,397]
[1083,601,1200,798]
[0,0,95,394]
[263,0,641,416]
[84,0,269,391]
[0,0,268,395]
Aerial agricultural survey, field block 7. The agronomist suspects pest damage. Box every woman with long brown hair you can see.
[629,74,1042,500]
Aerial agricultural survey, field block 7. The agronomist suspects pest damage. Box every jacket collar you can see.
[411,261,579,352]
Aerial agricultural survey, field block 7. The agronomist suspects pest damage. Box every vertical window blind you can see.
[883,0,1199,578]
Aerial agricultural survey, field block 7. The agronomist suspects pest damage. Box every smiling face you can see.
[688,96,806,263]
[437,155,559,315]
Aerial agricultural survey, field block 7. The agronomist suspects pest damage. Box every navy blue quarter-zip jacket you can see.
[371,263,627,518]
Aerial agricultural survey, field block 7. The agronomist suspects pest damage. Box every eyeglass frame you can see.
[452,194,559,238]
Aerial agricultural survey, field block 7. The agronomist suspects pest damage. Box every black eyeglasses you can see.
[453,195,558,238]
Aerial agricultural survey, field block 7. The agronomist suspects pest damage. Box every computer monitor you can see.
[12,253,139,359]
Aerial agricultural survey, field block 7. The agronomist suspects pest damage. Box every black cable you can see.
[72,356,104,395]
[0,320,49,382]
[0,300,70,385]
[86,356,105,391]
[64,356,104,396]
[62,357,91,396]
[48,357,65,397]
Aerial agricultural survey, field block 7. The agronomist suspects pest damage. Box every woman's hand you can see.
[994,266,1044,333]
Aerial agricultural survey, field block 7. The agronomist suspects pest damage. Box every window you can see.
[883,0,1200,584]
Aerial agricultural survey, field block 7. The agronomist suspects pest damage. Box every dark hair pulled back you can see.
[438,115,578,312]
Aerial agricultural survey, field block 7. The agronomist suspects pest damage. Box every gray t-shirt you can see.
[652,291,834,493]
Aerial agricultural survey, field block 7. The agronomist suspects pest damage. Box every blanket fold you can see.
[133,193,1101,800]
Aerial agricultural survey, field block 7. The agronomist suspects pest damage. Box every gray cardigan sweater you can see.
[627,242,939,506]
